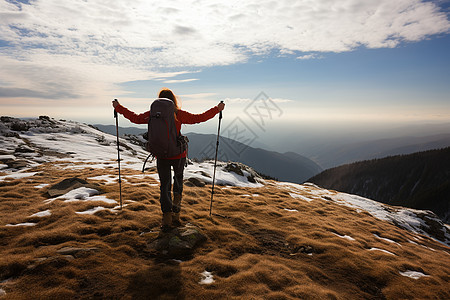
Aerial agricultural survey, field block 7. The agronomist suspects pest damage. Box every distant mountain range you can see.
[94,123,450,172]
[305,133,450,169]
[308,147,450,224]
[185,132,323,184]
[92,124,147,136]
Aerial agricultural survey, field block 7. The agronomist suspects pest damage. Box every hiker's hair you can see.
[158,88,180,111]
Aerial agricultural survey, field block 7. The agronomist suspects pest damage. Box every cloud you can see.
[173,25,197,36]
[1,0,448,68]
[297,54,322,60]
[0,87,78,99]
[163,78,199,84]
[0,0,448,107]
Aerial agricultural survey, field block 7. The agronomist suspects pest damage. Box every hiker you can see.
[112,88,225,231]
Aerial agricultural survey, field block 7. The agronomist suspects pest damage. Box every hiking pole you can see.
[209,101,223,217]
[114,99,123,210]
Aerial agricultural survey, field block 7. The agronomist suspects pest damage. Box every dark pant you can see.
[156,157,186,213]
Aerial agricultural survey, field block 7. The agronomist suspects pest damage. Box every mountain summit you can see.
[1,116,449,299]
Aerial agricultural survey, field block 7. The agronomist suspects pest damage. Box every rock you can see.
[185,177,206,187]
[148,224,207,257]
[0,116,15,123]
[47,177,103,197]
[11,121,29,132]
[38,116,52,122]
[415,211,450,244]
[26,255,74,273]
[0,155,15,163]
[224,162,260,183]
[225,162,244,176]
[8,160,29,170]
[2,132,19,138]
[56,247,99,257]
[15,145,35,153]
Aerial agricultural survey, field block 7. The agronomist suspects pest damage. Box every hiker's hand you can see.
[112,99,120,109]
[217,102,225,112]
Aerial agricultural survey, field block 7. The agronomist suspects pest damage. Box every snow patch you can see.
[420,244,436,252]
[88,175,119,185]
[284,208,299,212]
[333,233,355,241]
[369,248,396,256]
[46,187,117,204]
[76,206,110,215]
[276,182,321,202]
[11,119,150,172]
[66,195,117,204]
[29,210,51,218]
[199,271,215,285]
[278,182,310,191]
[5,222,37,227]
[145,173,160,182]
[373,234,401,246]
[289,193,313,202]
[0,172,37,182]
[34,183,49,189]
[399,270,430,279]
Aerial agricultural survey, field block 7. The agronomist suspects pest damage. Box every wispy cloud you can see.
[0,0,448,105]
[297,54,322,60]
[163,78,199,84]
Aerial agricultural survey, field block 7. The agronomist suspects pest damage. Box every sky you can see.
[1,0,450,152]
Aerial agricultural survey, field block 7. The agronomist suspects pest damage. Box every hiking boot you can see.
[161,212,172,233]
[172,194,182,227]
[172,212,181,227]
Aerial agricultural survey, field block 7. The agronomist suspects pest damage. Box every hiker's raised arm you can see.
[113,102,149,125]
[177,104,224,125]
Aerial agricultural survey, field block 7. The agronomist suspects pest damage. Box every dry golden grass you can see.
[1,161,449,299]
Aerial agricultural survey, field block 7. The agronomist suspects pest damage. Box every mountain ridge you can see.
[185,132,323,183]
[308,147,450,224]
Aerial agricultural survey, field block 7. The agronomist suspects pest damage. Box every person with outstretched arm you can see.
[112,88,225,232]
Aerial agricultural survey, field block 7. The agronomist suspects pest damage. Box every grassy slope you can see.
[1,162,449,300]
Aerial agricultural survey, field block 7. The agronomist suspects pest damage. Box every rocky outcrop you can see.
[46,177,104,197]
[224,162,261,183]
[147,224,207,258]
[185,177,206,187]
[56,247,100,258]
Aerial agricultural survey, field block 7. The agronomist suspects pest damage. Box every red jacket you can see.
[115,103,220,159]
